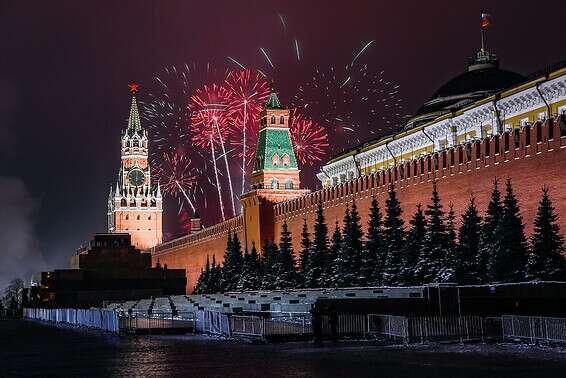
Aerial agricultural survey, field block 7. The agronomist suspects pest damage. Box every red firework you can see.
[189,84,231,149]
[153,151,197,212]
[290,109,329,166]
[224,69,270,165]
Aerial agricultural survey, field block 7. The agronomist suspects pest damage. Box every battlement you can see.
[150,215,245,256]
[274,115,566,220]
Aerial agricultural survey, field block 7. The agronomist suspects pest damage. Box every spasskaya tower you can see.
[107,83,163,250]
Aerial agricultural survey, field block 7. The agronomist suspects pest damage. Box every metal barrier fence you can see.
[118,311,195,333]
[264,316,312,336]
[230,315,263,337]
[368,314,484,343]
[23,308,119,333]
[320,313,368,336]
[368,314,409,343]
[502,315,566,344]
[407,316,484,343]
[196,310,231,336]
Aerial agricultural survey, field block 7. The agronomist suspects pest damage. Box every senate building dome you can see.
[405,49,526,129]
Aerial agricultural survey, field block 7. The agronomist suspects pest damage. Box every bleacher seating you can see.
[106,286,426,316]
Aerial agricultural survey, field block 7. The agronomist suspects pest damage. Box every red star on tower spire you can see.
[128,82,139,93]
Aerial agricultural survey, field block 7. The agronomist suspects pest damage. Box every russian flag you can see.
[481,13,492,29]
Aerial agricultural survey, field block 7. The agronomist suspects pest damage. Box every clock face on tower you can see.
[128,169,145,186]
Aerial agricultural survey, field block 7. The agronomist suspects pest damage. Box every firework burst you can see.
[190,83,235,220]
[224,69,270,192]
[290,110,329,165]
[152,151,197,213]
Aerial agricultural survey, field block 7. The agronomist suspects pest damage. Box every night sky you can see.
[0,0,564,286]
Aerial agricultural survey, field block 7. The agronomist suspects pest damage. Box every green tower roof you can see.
[265,83,283,109]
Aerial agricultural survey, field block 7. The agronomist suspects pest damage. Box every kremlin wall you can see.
[150,54,566,294]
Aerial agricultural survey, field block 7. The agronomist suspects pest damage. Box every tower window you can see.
[272,154,280,166]
[271,179,279,189]
[281,154,290,166]
[125,215,129,220]
[280,115,285,124]
[137,215,140,220]
[285,180,293,189]
[148,215,151,220]
[271,115,276,124]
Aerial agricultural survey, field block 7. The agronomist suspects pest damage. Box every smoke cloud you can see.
[0,177,46,290]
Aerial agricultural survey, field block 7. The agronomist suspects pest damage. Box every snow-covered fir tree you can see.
[526,187,566,281]
[261,241,279,290]
[454,197,482,284]
[298,219,312,288]
[440,203,457,282]
[414,182,448,283]
[208,255,222,293]
[309,203,329,287]
[193,255,210,294]
[221,231,244,291]
[328,221,343,287]
[237,245,263,291]
[336,202,364,287]
[334,206,352,287]
[361,197,384,285]
[399,204,426,285]
[382,187,405,285]
[489,179,528,283]
[275,221,298,289]
[478,178,503,283]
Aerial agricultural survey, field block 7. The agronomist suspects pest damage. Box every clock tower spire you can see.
[107,83,163,250]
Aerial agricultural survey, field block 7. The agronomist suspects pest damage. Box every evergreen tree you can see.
[478,178,503,283]
[335,201,364,287]
[261,241,279,290]
[527,187,566,281]
[362,197,384,285]
[208,255,222,293]
[334,206,352,287]
[275,221,298,289]
[298,219,312,288]
[327,221,343,287]
[454,197,482,284]
[309,203,329,287]
[440,203,457,282]
[248,243,263,289]
[415,182,448,283]
[382,187,406,285]
[194,255,211,294]
[489,178,528,282]
[221,231,244,291]
[237,249,253,291]
[400,204,426,285]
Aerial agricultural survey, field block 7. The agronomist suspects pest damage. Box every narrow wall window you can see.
[280,115,285,124]
[536,124,542,143]
[271,115,276,124]
[514,129,520,149]
[504,132,509,152]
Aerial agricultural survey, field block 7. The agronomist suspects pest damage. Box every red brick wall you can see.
[153,118,566,294]
[274,119,566,254]
[151,216,245,293]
